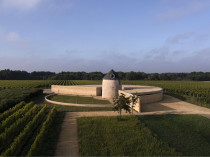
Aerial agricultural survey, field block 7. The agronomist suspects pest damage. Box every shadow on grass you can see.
[165,93,187,101]
[141,103,174,112]
[116,116,129,121]
[46,102,114,112]
[30,93,47,105]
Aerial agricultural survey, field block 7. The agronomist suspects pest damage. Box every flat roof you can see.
[122,85,163,95]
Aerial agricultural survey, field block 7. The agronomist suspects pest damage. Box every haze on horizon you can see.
[0,0,210,73]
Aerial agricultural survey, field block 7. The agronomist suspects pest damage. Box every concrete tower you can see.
[102,69,122,99]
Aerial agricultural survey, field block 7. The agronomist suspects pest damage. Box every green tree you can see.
[113,93,131,120]
[130,95,138,115]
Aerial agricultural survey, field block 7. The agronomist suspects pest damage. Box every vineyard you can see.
[0,80,209,156]
[122,81,210,108]
[0,88,42,113]
[0,80,75,89]
[0,101,57,156]
[0,80,210,110]
[0,80,101,89]
[0,80,103,156]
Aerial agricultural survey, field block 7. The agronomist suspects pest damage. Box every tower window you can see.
[110,74,115,79]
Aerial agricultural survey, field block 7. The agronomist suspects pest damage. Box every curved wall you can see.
[119,90,163,112]
[102,80,122,99]
[50,84,163,113]
[45,94,112,107]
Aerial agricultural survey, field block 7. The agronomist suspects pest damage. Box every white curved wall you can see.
[102,80,122,99]
[118,90,163,112]
[51,85,102,96]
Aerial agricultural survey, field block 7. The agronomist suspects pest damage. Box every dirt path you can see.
[55,113,80,156]
[55,95,210,156]
[141,95,210,119]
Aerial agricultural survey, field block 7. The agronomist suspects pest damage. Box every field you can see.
[50,95,111,104]
[0,80,67,156]
[78,115,210,156]
[122,80,210,109]
[0,88,42,112]
[140,114,210,156]
[46,103,114,112]
[1,80,210,107]
[0,80,210,156]
[0,102,59,156]
[0,80,101,89]
[1,79,209,109]
[0,80,113,114]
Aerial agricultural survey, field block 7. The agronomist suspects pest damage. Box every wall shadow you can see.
[30,93,48,105]
[141,95,180,112]
[160,95,183,103]
[141,102,175,112]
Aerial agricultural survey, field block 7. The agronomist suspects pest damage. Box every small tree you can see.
[113,93,131,120]
[130,95,138,115]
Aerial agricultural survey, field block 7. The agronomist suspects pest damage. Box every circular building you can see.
[102,69,122,99]
[49,69,163,113]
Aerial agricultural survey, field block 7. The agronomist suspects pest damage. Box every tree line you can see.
[0,69,210,81]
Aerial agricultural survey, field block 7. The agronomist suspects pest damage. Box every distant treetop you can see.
[0,69,210,81]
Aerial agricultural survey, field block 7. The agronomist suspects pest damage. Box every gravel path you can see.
[55,113,79,156]
[55,95,210,156]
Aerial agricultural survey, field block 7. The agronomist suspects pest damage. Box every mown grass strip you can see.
[46,102,113,112]
[50,95,111,104]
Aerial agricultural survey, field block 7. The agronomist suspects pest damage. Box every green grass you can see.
[77,115,210,156]
[46,102,113,112]
[50,95,111,104]
[139,114,210,156]
[77,116,181,156]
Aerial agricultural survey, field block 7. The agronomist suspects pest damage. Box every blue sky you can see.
[0,0,210,73]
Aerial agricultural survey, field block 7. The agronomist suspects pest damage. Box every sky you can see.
[0,0,210,73]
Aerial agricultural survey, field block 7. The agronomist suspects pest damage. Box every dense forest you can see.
[0,69,210,81]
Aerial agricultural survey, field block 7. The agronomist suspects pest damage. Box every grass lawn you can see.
[50,95,111,104]
[77,114,210,156]
[77,116,180,156]
[140,114,210,156]
[46,102,114,112]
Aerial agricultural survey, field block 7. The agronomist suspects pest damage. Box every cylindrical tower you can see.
[102,69,122,99]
